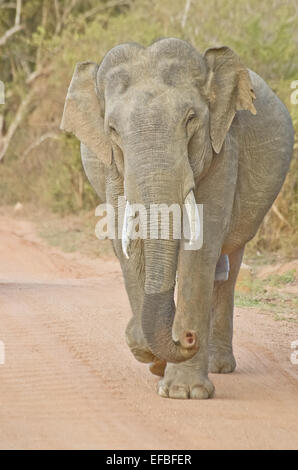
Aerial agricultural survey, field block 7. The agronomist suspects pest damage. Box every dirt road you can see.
[0,213,297,450]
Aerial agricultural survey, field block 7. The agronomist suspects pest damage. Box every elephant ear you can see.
[60,61,112,166]
[203,47,256,154]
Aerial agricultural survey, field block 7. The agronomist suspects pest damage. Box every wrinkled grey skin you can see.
[61,39,294,399]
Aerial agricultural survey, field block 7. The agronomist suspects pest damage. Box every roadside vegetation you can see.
[235,264,297,323]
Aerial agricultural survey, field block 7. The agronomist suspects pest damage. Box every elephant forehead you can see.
[129,87,178,120]
[145,57,198,82]
[147,37,202,65]
[157,59,200,86]
[98,39,206,93]
[104,51,202,92]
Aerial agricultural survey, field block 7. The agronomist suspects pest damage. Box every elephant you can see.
[60,38,294,399]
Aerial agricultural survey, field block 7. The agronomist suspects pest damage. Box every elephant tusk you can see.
[122,201,135,259]
[184,190,200,245]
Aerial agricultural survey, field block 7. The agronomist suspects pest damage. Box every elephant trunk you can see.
[123,136,200,363]
[141,239,198,363]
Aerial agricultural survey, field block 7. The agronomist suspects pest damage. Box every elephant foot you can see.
[157,363,214,399]
[126,318,155,363]
[208,349,236,374]
[124,318,172,378]
[149,358,167,377]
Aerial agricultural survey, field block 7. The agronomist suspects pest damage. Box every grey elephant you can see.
[61,38,294,399]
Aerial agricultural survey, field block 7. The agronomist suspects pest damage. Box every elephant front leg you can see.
[113,239,149,361]
[157,314,214,399]
[114,238,165,373]
[208,247,244,373]
[125,278,167,375]
[158,351,215,399]
[158,253,216,399]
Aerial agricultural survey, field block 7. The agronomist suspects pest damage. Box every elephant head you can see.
[61,38,256,363]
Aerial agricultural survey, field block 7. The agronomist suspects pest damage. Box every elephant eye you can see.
[108,122,120,143]
[186,112,196,125]
[109,123,117,134]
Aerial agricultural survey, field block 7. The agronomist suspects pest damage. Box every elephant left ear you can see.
[60,61,112,166]
[203,46,256,154]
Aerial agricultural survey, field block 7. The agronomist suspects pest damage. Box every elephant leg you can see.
[105,165,159,367]
[112,239,150,363]
[208,246,245,373]
[113,238,165,373]
[124,282,154,364]
[158,352,215,399]
[126,306,166,375]
[124,266,167,375]
[157,254,217,399]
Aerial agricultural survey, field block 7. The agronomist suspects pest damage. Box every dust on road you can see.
[0,213,297,449]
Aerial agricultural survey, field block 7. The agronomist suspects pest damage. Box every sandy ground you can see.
[0,213,297,450]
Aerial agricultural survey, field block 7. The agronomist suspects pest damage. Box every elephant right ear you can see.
[203,47,256,154]
[60,61,112,166]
